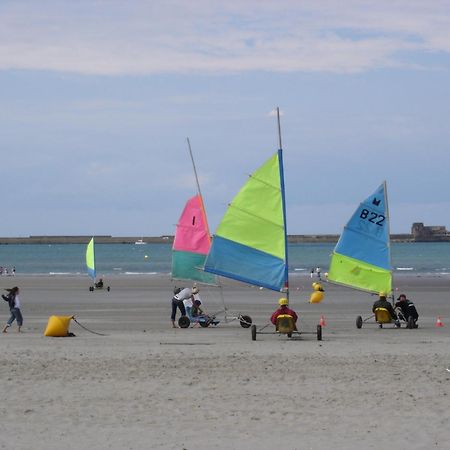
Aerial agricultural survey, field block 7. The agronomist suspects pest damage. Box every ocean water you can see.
[1,242,450,277]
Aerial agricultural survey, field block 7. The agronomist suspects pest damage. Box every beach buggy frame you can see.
[356,301,416,329]
[250,314,322,341]
[177,286,252,329]
[89,280,110,292]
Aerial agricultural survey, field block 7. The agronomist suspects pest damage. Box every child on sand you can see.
[2,286,23,333]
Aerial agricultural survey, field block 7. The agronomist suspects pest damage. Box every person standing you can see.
[315,267,322,280]
[2,286,23,333]
[171,286,199,328]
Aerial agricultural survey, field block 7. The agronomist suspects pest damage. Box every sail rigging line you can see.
[247,173,282,190]
[225,203,285,230]
[341,223,389,244]
[277,106,283,151]
[186,137,228,316]
[72,317,108,336]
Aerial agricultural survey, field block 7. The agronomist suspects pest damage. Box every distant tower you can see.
[411,222,426,240]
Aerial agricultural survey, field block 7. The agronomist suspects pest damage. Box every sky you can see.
[1,0,450,237]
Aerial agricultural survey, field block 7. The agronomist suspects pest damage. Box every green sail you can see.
[215,152,285,260]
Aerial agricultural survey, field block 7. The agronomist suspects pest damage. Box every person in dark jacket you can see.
[271,298,298,329]
[395,294,419,328]
[372,292,399,326]
[2,286,23,333]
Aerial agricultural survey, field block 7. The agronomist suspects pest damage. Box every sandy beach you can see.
[0,274,449,450]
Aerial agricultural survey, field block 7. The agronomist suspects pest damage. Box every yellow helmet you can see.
[278,297,288,306]
[379,291,386,298]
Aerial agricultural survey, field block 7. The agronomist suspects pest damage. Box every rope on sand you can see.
[72,317,108,336]
[159,342,215,345]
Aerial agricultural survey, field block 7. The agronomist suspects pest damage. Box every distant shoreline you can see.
[0,233,423,244]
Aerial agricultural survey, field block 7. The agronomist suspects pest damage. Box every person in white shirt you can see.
[171,286,199,328]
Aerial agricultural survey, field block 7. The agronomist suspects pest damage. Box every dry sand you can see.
[0,274,449,450]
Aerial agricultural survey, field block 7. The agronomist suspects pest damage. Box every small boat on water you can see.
[135,239,147,245]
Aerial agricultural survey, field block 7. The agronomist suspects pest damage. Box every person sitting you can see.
[395,294,419,328]
[95,278,104,289]
[191,299,204,318]
[372,292,399,326]
[271,297,298,330]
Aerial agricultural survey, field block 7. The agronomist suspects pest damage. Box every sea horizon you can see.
[1,241,450,277]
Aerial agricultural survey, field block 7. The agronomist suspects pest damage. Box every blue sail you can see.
[328,182,392,294]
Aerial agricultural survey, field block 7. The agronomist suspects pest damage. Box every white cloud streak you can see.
[1,0,450,75]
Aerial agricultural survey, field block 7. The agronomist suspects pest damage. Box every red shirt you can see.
[270,306,298,325]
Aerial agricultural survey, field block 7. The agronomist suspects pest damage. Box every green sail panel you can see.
[328,252,392,294]
[215,153,285,260]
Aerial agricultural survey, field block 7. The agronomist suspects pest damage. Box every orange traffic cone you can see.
[435,316,444,327]
[319,315,327,327]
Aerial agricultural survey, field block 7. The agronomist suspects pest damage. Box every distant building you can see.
[411,223,450,241]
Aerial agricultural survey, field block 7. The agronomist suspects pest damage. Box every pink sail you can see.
[172,195,211,255]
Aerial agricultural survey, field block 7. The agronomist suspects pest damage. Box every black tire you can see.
[251,324,257,341]
[356,315,363,329]
[89,286,94,292]
[199,320,210,328]
[287,332,292,338]
[317,324,322,341]
[107,286,110,292]
[239,315,252,328]
[178,316,190,328]
[407,316,415,329]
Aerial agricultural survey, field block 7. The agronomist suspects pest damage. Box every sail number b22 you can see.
[360,209,385,226]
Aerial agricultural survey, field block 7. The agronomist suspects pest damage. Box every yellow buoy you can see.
[309,291,324,304]
[313,282,324,292]
[44,315,74,337]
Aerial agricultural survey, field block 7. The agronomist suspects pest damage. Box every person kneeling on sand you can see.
[395,294,419,328]
[372,293,400,327]
[271,297,298,330]
[171,286,199,328]
[2,286,23,333]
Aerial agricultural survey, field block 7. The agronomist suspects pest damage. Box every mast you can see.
[276,107,289,300]
[186,137,211,237]
[384,180,394,303]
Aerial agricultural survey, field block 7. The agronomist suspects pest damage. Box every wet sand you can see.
[0,274,449,450]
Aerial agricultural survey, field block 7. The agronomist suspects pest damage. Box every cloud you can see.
[1,0,450,75]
